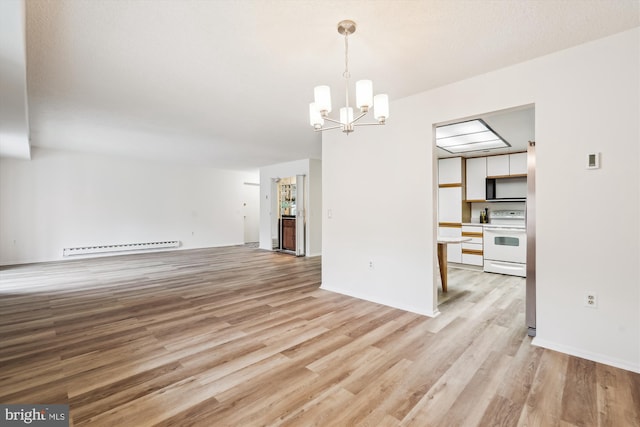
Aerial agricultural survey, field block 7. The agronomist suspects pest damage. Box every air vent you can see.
[63,241,180,257]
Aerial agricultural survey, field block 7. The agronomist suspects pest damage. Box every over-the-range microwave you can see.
[486,176,527,202]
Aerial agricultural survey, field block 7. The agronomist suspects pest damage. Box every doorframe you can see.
[526,140,536,336]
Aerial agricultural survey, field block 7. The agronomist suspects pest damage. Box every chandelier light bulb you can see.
[374,94,389,123]
[356,80,373,111]
[309,103,324,128]
[314,86,332,114]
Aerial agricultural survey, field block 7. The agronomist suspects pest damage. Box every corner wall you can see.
[0,147,258,265]
[321,28,640,372]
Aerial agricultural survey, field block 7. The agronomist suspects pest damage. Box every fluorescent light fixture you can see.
[436,119,510,154]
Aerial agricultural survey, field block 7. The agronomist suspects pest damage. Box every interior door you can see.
[242,183,260,243]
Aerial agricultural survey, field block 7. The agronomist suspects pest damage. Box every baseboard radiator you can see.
[63,240,180,257]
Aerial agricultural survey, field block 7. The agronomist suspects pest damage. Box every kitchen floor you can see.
[438,263,525,306]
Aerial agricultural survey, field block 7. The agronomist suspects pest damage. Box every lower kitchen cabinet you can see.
[461,225,483,266]
[438,225,462,263]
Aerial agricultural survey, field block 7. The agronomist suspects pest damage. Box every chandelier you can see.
[309,20,389,134]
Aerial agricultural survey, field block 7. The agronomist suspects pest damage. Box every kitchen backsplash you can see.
[470,201,526,224]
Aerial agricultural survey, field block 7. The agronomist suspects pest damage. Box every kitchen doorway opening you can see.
[434,104,536,334]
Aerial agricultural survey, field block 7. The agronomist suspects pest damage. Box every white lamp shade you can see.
[374,94,389,120]
[340,107,354,125]
[356,80,373,109]
[314,85,332,113]
[309,103,324,127]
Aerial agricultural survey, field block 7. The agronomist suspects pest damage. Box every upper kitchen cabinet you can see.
[509,152,527,175]
[465,157,487,201]
[487,153,527,177]
[487,154,509,176]
[438,157,466,223]
[438,157,463,185]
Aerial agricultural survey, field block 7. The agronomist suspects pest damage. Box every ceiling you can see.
[7,1,640,170]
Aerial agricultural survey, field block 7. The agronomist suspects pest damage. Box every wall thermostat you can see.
[587,152,600,169]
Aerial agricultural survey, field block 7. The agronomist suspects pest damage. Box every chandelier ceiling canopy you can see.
[309,20,389,135]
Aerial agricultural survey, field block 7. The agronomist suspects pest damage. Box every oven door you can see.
[484,227,527,263]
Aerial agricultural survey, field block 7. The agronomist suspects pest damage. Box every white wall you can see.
[322,28,640,372]
[322,93,435,316]
[0,0,31,159]
[307,159,322,256]
[259,158,322,256]
[0,147,258,265]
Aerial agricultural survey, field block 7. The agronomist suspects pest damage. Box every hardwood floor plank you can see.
[478,395,523,427]
[437,351,513,427]
[399,323,512,425]
[69,361,187,424]
[325,358,415,426]
[1,246,638,426]
[596,363,640,427]
[275,384,355,427]
[517,349,569,426]
[561,357,598,426]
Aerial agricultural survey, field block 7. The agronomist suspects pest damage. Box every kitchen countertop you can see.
[462,222,527,228]
[463,222,525,229]
[437,236,472,244]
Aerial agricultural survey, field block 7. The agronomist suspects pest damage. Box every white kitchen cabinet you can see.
[438,187,463,223]
[438,157,465,264]
[509,152,528,175]
[461,225,483,266]
[465,157,487,201]
[438,157,463,184]
[439,226,462,263]
[487,155,510,176]
[487,153,527,176]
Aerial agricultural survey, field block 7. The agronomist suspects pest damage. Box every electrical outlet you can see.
[369,261,374,269]
[584,292,597,308]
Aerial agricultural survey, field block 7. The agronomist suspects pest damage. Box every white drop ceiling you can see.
[2,0,639,169]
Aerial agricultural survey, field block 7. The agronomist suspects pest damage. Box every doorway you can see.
[434,105,535,332]
[269,175,306,256]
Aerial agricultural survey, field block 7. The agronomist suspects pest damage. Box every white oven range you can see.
[483,210,526,277]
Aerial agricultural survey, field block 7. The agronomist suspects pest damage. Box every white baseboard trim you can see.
[319,284,440,318]
[532,337,640,374]
[306,252,322,257]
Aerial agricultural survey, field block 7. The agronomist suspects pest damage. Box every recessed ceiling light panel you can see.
[436,119,510,154]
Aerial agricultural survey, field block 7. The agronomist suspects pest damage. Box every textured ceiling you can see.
[23,0,640,170]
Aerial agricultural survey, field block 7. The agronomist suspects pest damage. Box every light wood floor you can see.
[1,246,638,426]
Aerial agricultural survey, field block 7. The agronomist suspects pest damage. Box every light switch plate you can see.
[587,152,600,169]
